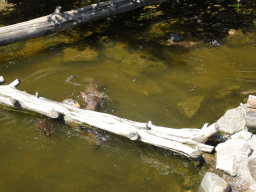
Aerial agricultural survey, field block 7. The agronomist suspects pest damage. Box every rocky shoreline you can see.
[198,102,256,192]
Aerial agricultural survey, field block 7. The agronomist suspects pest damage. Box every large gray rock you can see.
[198,172,231,192]
[217,104,246,134]
[216,132,256,191]
[216,131,252,176]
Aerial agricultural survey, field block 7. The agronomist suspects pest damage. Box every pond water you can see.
[1,2,256,191]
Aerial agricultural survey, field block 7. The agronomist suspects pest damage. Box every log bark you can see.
[0,76,219,159]
[0,0,168,47]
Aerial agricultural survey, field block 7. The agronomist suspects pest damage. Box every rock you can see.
[249,135,256,160]
[202,153,214,164]
[226,29,256,46]
[231,130,252,141]
[216,131,252,176]
[169,33,182,42]
[240,89,256,96]
[216,85,240,99]
[248,158,256,181]
[216,104,246,134]
[104,44,128,62]
[228,29,236,35]
[63,46,99,62]
[121,53,160,76]
[198,172,231,192]
[215,132,256,191]
[210,39,221,46]
[177,96,205,117]
[249,136,256,183]
[62,98,80,108]
[245,95,256,133]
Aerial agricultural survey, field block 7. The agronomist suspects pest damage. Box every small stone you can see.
[210,40,221,46]
[202,153,214,164]
[228,29,236,35]
[170,33,182,42]
[62,98,80,108]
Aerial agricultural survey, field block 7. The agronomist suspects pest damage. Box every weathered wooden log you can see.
[0,76,218,158]
[0,0,168,47]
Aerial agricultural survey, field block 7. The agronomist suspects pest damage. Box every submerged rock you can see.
[177,95,205,117]
[216,85,240,99]
[63,45,99,62]
[104,43,129,62]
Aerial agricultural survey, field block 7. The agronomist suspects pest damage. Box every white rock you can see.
[217,105,246,134]
[198,172,231,192]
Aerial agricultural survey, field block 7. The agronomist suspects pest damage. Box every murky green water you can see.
[1,2,256,191]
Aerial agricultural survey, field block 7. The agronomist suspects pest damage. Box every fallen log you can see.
[0,76,218,159]
[0,0,167,47]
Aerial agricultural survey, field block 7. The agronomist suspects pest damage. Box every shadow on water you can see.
[1,0,256,64]
[0,0,103,25]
